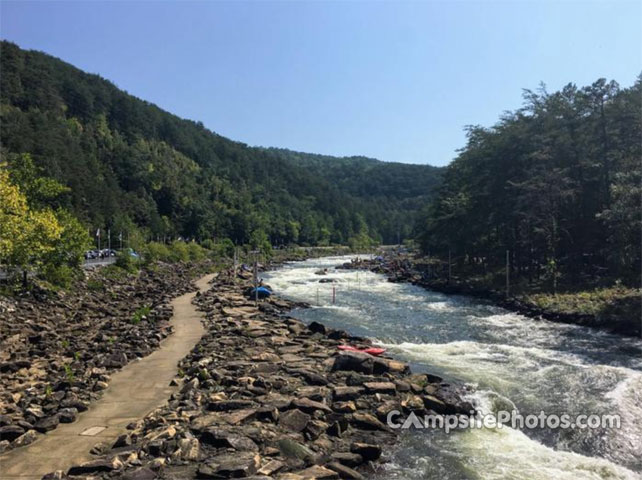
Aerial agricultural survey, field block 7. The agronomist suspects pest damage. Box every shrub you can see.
[115,251,140,273]
[199,238,236,259]
[186,242,206,261]
[218,238,236,257]
[40,263,76,288]
[168,240,190,262]
[200,239,215,251]
[143,242,171,262]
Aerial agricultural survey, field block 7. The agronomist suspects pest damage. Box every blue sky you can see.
[1,1,640,166]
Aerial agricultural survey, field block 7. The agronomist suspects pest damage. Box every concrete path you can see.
[0,273,215,479]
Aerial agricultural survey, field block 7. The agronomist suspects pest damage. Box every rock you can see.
[330,452,363,468]
[293,398,332,413]
[333,387,364,401]
[326,462,365,479]
[197,452,260,478]
[305,419,329,440]
[174,437,200,460]
[105,351,128,368]
[41,472,65,480]
[0,425,25,442]
[278,438,316,461]
[113,434,132,448]
[208,399,256,411]
[34,415,59,433]
[223,408,257,425]
[375,400,401,419]
[257,459,285,475]
[331,352,374,374]
[394,380,411,392]
[58,408,77,423]
[146,425,176,442]
[332,401,357,413]
[308,322,327,334]
[373,358,409,375]
[90,441,111,455]
[279,409,311,432]
[401,395,425,413]
[61,398,89,412]
[191,413,223,431]
[149,457,166,470]
[423,395,448,414]
[200,428,258,451]
[350,443,381,461]
[290,369,329,386]
[94,380,109,391]
[181,377,199,393]
[67,457,123,474]
[434,385,475,415]
[26,406,45,419]
[363,382,396,394]
[10,429,39,448]
[294,465,340,479]
[350,412,391,432]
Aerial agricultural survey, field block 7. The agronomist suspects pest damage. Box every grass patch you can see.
[63,364,74,382]
[523,286,639,316]
[131,304,151,324]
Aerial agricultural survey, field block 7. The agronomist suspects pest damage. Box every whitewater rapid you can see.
[262,256,642,480]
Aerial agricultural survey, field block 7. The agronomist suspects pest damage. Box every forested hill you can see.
[0,41,441,247]
[262,148,443,243]
[263,149,442,200]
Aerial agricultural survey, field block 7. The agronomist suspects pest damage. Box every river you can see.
[262,256,642,480]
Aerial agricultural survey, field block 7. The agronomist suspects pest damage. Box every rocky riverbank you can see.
[0,261,214,454]
[54,267,472,480]
[338,254,641,337]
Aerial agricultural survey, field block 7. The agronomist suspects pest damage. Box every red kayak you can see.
[338,345,387,356]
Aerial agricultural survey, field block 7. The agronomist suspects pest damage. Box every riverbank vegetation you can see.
[417,77,641,297]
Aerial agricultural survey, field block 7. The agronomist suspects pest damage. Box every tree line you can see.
[417,77,641,291]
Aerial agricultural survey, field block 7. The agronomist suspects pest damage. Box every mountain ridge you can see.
[0,41,442,246]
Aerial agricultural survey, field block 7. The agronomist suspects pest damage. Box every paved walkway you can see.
[0,273,215,479]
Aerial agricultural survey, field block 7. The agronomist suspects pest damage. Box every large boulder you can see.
[331,352,374,374]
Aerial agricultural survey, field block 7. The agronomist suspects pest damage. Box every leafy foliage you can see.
[0,158,89,285]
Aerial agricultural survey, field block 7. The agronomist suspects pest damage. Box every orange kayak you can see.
[338,345,387,356]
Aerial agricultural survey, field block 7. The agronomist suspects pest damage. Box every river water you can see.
[263,256,642,480]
